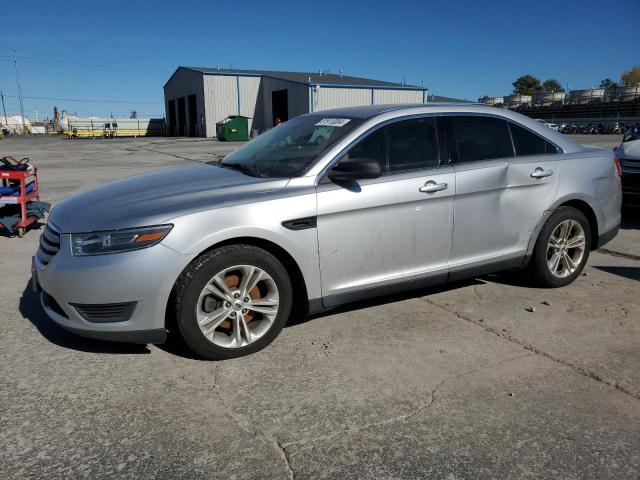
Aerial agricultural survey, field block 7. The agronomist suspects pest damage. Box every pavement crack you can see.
[597,248,640,261]
[276,439,296,480]
[213,388,295,479]
[280,353,531,451]
[421,297,640,401]
[134,145,204,163]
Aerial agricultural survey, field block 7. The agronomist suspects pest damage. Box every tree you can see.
[513,75,543,95]
[621,66,640,86]
[542,79,564,93]
[600,78,618,90]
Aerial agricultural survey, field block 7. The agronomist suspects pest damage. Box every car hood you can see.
[49,164,290,232]
[615,139,640,161]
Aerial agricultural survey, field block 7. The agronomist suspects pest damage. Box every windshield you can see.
[220,115,364,178]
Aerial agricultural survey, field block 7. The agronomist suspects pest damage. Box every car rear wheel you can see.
[174,244,292,360]
[529,206,591,287]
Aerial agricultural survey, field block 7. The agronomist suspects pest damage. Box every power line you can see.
[2,94,162,104]
[0,47,175,70]
[0,56,169,77]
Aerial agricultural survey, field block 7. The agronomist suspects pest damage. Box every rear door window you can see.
[448,116,514,163]
[509,122,558,156]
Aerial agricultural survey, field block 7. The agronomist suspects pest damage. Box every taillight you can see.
[614,157,622,179]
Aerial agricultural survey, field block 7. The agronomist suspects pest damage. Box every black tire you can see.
[174,244,292,360]
[529,206,591,288]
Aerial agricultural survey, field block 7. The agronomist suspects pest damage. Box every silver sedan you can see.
[34,104,622,359]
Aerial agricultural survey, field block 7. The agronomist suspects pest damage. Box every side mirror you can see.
[328,159,381,182]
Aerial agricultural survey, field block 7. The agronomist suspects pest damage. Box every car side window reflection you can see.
[344,127,386,173]
[509,122,558,156]
[448,116,514,163]
[337,117,440,176]
[387,118,438,173]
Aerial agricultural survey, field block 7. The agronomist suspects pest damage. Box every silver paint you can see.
[34,103,622,342]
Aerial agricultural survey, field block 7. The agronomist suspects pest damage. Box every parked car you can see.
[33,104,622,359]
[614,127,640,206]
[560,123,578,135]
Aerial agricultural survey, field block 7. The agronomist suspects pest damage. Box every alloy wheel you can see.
[195,265,280,348]
[546,219,586,278]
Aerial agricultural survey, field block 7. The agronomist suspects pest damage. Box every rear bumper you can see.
[597,221,620,248]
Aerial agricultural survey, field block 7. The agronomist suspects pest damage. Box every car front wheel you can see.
[529,206,591,288]
[174,244,293,360]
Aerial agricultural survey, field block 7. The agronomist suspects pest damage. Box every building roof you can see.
[176,66,426,90]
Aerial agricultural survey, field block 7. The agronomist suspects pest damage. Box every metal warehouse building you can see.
[164,67,455,138]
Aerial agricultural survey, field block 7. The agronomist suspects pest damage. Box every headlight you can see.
[71,225,172,256]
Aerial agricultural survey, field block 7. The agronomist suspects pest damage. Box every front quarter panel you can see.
[161,183,322,301]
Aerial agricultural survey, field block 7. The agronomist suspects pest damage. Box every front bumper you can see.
[621,172,640,206]
[33,235,191,344]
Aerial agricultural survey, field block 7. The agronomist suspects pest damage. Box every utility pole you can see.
[0,90,8,127]
[12,48,26,133]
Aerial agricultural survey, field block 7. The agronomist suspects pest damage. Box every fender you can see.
[163,209,323,303]
[523,193,603,262]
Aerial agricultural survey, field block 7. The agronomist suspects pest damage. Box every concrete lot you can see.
[1,135,639,479]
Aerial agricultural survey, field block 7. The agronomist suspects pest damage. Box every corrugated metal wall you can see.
[314,87,371,111]
[202,75,262,136]
[313,87,424,112]
[239,76,261,130]
[373,89,423,104]
[163,68,205,136]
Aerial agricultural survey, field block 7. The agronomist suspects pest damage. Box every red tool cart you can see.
[0,156,40,237]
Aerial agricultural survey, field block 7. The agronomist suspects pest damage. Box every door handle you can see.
[530,167,554,179]
[419,180,448,193]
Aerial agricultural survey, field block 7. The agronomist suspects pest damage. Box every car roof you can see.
[306,103,586,155]
[309,103,479,119]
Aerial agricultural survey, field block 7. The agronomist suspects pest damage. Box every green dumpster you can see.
[216,115,250,141]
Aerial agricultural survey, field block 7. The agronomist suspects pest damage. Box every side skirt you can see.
[308,255,526,315]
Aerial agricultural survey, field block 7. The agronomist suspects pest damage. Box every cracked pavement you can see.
[1,136,639,479]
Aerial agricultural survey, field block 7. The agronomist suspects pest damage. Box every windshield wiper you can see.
[220,162,261,177]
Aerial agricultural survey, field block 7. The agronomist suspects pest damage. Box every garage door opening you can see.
[168,99,176,136]
[187,94,198,137]
[177,97,186,136]
[272,89,288,126]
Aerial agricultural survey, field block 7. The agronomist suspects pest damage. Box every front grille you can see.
[37,222,61,266]
[71,302,137,323]
[621,159,640,169]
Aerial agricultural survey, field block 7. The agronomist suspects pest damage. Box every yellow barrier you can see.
[65,129,162,138]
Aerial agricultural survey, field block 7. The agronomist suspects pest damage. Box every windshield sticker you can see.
[315,118,351,127]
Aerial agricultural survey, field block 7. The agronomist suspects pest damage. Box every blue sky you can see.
[1,0,638,120]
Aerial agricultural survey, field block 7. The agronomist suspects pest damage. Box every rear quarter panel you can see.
[552,148,622,238]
